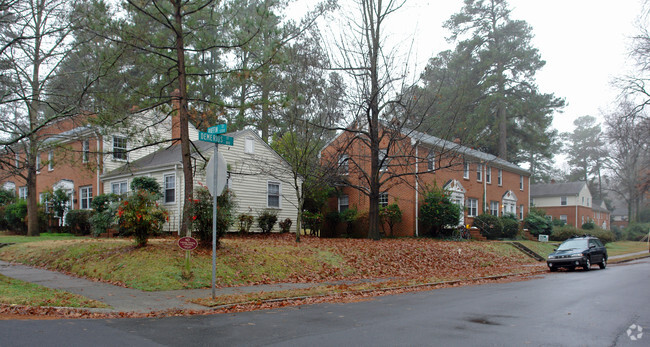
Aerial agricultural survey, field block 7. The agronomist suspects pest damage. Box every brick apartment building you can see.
[320,125,530,237]
[530,181,610,229]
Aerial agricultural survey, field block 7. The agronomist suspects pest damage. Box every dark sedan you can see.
[547,235,608,271]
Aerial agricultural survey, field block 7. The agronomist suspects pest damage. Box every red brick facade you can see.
[322,127,530,237]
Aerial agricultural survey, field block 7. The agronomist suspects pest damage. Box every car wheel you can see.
[549,267,557,272]
[568,267,575,271]
[599,258,607,269]
[583,258,591,271]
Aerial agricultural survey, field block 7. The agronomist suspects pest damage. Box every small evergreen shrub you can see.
[419,185,461,236]
[339,208,358,238]
[186,188,237,247]
[524,213,552,236]
[90,194,121,237]
[257,209,278,233]
[550,225,580,241]
[500,215,520,239]
[5,200,27,234]
[130,176,162,197]
[237,213,254,234]
[473,213,503,240]
[581,221,596,230]
[551,218,566,227]
[65,210,93,235]
[302,211,323,236]
[623,223,650,241]
[380,202,402,237]
[279,218,292,233]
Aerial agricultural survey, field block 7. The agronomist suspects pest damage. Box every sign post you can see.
[198,124,232,299]
[178,236,198,276]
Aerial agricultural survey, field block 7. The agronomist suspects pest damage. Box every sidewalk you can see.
[0,260,317,313]
[2,250,649,313]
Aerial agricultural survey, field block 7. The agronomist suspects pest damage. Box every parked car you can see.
[546,235,608,272]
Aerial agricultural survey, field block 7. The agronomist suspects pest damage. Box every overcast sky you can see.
[305,0,644,134]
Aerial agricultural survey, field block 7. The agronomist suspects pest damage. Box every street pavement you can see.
[0,256,648,346]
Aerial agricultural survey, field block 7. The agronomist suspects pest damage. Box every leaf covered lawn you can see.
[0,234,543,291]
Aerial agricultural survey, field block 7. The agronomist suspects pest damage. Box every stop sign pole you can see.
[199,124,232,299]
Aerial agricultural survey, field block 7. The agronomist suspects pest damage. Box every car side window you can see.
[595,240,604,247]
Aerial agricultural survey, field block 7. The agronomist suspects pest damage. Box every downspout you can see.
[483,162,487,213]
[96,135,101,194]
[575,193,579,228]
[414,142,419,237]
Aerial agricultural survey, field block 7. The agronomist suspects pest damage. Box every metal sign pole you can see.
[212,143,218,299]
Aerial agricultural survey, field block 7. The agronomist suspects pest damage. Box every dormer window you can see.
[244,137,255,154]
[339,154,349,175]
[113,136,128,161]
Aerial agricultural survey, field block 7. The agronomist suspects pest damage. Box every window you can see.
[244,137,255,154]
[338,194,349,212]
[581,216,585,224]
[498,169,503,186]
[40,193,49,213]
[19,186,27,200]
[560,215,567,223]
[427,152,435,171]
[379,192,388,207]
[476,163,483,182]
[48,150,54,171]
[582,196,584,205]
[519,204,524,220]
[486,166,492,184]
[561,196,567,206]
[467,198,478,217]
[164,174,175,203]
[113,136,128,160]
[267,182,280,208]
[338,154,349,175]
[463,162,470,179]
[519,175,524,190]
[490,201,499,216]
[111,181,128,195]
[587,198,590,207]
[379,149,388,172]
[15,153,19,168]
[82,140,89,163]
[36,153,41,172]
[79,186,93,210]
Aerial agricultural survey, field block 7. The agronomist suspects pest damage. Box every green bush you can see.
[419,186,461,236]
[117,190,168,247]
[339,208,358,238]
[257,209,278,233]
[500,215,520,239]
[302,211,323,235]
[624,223,650,241]
[237,213,254,234]
[550,225,580,241]
[0,189,16,206]
[473,213,503,240]
[5,200,28,234]
[588,228,616,244]
[524,213,552,236]
[130,176,161,197]
[186,187,236,247]
[278,218,292,233]
[551,218,566,227]
[65,210,93,235]
[91,193,120,212]
[582,221,596,230]
[638,207,650,223]
[380,202,402,237]
[90,194,121,237]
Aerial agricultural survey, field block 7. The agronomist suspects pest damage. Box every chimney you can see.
[454,138,461,144]
[551,179,556,184]
[171,89,181,144]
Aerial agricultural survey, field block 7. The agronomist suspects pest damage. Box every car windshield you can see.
[557,239,588,251]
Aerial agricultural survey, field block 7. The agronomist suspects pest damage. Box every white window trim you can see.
[467,198,478,217]
[244,137,255,154]
[112,136,128,161]
[463,162,470,179]
[490,201,499,216]
[339,154,349,175]
[79,186,93,210]
[476,163,483,182]
[163,174,176,204]
[36,153,41,173]
[111,180,128,195]
[486,166,492,184]
[498,169,503,186]
[379,192,389,207]
[15,153,19,168]
[338,194,349,212]
[561,196,567,206]
[19,186,27,200]
[427,152,435,171]
[379,149,388,172]
[519,175,524,190]
[48,150,54,171]
[82,140,89,163]
[267,181,281,209]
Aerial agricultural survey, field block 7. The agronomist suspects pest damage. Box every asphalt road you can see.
[1,258,648,347]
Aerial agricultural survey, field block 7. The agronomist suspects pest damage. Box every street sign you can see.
[199,132,234,146]
[205,151,227,196]
[178,236,198,251]
[207,124,227,134]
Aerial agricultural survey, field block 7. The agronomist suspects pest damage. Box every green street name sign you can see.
[207,124,227,134]
[199,132,234,146]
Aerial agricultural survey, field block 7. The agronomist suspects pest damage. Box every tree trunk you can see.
[367,0,381,241]
[27,2,43,237]
[172,0,193,236]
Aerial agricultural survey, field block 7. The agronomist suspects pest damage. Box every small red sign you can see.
[178,236,198,251]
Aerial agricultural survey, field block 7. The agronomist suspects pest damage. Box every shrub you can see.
[550,225,580,241]
[5,200,27,234]
[42,188,70,219]
[380,202,402,237]
[473,213,503,240]
[524,213,552,236]
[0,189,15,206]
[581,221,596,230]
[279,218,292,233]
[186,187,236,247]
[257,209,278,233]
[302,211,323,236]
[65,210,92,235]
[419,186,461,236]
[339,208,358,238]
[500,215,520,239]
[90,194,120,237]
[623,223,650,241]
[117,190,168,247]
[551,218,566,227]
[589,228,616,244]
[130,176,161,197]
[237,213,254,234]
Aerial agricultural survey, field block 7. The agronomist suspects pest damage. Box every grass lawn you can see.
[0,274,109,308]
[515,240,558,257]
[0,231,80,244]
[606,241,649,256]
[0,234,543,292]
